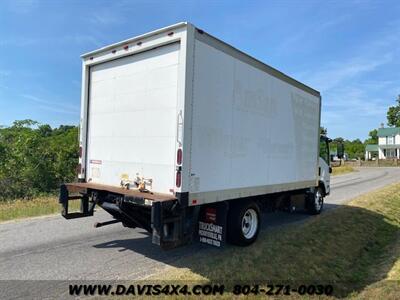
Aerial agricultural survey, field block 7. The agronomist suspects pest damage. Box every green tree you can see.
[333,137,344,144]
[364,129,378,145]
[0,120,78,200]
[387,95,400,127]
[344,139,364,159]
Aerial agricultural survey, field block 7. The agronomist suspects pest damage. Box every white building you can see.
[365,127,400,160]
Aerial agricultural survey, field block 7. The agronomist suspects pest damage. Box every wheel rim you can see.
[241,208,258,239]
[315,190,323,211]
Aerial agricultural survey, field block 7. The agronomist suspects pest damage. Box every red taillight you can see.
[168,32,174,36]
[79,146,82,158]
[176,171,181,188]
[177,148,182,165]
[123,45,129,50]
[76,163,82,175]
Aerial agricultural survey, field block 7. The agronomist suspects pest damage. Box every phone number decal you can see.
[232,284,334,296]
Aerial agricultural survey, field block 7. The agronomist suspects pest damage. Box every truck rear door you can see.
[86,42,180,194]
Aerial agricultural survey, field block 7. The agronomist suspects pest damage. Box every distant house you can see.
[365,127,400,160]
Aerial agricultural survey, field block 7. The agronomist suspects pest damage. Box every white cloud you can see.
[5,0,38,14]
[0,70,11,77]
[0,37,37,47]
[277,14,351,54]
[300,53,393,92]
[60,35,103,47]
[89,11,125,25]
[294,20,400,139]
[0,70,10,90]
[0,35,102,47]
[319,80,399,139]
[296,17,400,92]
[325,87,388,116]
[21,94,79,115]
[72,80,81,88]
[36,105,78,115]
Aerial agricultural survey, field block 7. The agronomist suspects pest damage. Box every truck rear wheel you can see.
[227,201,260,246]
[307,187,324,215]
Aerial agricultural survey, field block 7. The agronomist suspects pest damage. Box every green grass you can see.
[150,183,400,299]
[332,165,355,176]
[0,197,80,222]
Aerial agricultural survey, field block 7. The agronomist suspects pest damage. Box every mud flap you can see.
[151,201,162,246]
[151,200,186,249]
[198,201,228,248]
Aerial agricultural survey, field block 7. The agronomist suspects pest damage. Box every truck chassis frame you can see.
[59,183,198,249]
[59,182,322,249]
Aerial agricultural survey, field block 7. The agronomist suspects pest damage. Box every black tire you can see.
[306,187,324,215]
[227,200,261,246]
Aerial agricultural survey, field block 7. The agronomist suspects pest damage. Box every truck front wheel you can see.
[227,201,260,246]
[307,187,324,215]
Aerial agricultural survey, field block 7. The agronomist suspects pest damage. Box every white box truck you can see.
[59,22,332,249]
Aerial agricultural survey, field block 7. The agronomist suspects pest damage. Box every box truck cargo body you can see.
[60,22,331,249]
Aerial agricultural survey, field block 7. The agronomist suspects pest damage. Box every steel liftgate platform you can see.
[59,182,177,218]
[58,182,189,249]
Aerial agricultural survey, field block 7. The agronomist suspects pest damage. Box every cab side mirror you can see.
[337,143,345,159]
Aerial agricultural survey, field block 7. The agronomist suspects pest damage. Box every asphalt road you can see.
[1,167,400,281]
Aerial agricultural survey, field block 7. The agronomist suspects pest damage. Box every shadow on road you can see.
[93,206,322,264]
[93,203,399,297]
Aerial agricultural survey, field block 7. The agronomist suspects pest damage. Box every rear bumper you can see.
[59,182,194,249]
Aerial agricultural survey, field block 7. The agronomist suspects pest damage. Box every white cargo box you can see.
[78,22,321,207]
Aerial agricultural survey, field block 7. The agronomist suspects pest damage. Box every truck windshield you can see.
[319,138,330,164]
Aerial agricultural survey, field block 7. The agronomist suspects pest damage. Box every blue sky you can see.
[0,0,399,140]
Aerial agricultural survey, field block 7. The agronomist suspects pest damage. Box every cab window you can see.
[319,139,330,164]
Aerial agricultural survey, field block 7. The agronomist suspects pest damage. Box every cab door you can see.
[319,137,331,195]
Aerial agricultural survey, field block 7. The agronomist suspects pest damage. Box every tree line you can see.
[0,120,78,200]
